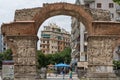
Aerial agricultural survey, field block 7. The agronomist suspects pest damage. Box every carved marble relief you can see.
[88,37,116,65]
[7,36,38,79]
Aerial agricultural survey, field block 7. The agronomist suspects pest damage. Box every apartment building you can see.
[84,0,120,21]
[71,0,120,66]
[0,34,3,52]
[0,29,6,53]
[40,23,70,54]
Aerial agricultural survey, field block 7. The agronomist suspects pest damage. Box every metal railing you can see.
[84,0,95,2]
[116,17,120,21]
[116,6,120,12]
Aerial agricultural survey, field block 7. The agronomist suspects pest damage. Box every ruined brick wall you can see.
[85,8,111,21]
[1,21,36,36]
[14,7,42,21]
[14,3,110,22]
[2,3,120,80]
[92,22,120,35]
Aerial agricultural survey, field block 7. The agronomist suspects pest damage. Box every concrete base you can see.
[14,76,39,80]
[87,73,116,78]
[84,73,120,80]
[80,78,120,80]
[14,75,40,80]
[15,78,36,80]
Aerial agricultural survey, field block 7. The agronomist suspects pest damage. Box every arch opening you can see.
[33,3,93,34]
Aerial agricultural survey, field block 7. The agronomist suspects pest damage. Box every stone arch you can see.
[2,2,120,80]
[32,3,93,34]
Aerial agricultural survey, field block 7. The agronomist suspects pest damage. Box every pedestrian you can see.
[61,68,65,79]
[69,68,73,80]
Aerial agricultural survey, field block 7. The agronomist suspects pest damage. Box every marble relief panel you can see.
[88,37,116,65]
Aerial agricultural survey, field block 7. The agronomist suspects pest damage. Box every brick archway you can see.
[33,3,93,34]
[1,3,94,80]
[1,2,120,80]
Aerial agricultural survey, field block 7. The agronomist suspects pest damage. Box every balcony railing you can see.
[116,6,120,13]
[116,17,120,21]
[84,0,95,3]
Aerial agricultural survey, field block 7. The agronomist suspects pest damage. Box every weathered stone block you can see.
[17,47,36,57]
[14,57,36,65]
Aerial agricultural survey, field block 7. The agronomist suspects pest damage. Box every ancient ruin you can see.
[1,3,120,80]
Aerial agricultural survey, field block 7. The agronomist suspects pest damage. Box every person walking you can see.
[61,68,65,79]
[69,68,73,80]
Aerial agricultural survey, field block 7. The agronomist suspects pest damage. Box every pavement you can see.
[46,72,79,80]
[0,71,79,80]
[0,75,79,80]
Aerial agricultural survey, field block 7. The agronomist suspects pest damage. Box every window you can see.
[110,13,114,18]
[84,46,87,52]
[43,45,45,48]
[109,3,114,8]
[97,3,101,8]
[3,48,6,51]
[43,51,45,53]
[85,4,90,8]
[52,46,54,48]
[85,54,87,61]
[43,41,45,43]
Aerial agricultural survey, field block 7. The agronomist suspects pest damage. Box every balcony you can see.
[116,6,120,13]
[116,17,120,21]
[41,34,50,38]
[84,0,95,3]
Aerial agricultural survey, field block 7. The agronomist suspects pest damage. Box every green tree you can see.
[113,0,120,5]
[0,53,3,69]
[3,49,13,60]
[0,49,13,69]
[37,50,46,68]
[37,47,72,68]
[60,47,71,64]
[113,60,120,69]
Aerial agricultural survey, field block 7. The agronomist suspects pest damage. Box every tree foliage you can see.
[0,49,13,69]
[3,49,12,60]
[37,50,46,68]
[113,0,120,5]
[113,60,120,69]
[0,48,71,69]
[37,47,71,68]
[0,53,3,69]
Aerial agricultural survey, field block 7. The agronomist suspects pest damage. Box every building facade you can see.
[71,0,120,68]
[0,29,6,53]
[0,34,3,52]
[84,0,120,21]
[40,23,70,54]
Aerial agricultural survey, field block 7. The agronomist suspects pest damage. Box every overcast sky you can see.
[0,0,76,49]
[0,0,76,37]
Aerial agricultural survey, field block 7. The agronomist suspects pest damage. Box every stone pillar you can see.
[87,36,118,80]
[6,36,38,80]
